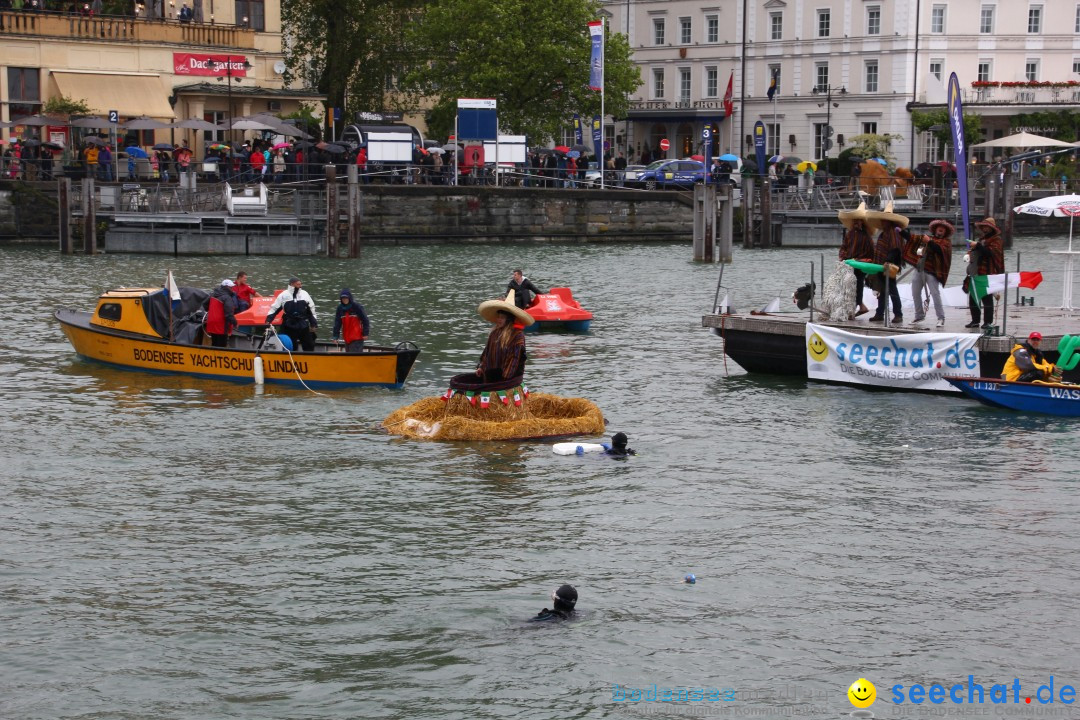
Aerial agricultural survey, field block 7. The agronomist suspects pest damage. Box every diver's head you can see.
[612,432,628,450]
[551,584,577,612]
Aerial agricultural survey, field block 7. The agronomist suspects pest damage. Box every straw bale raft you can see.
[383,391,605,441]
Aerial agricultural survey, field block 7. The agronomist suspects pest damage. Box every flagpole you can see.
[600,16,606,190]
[729,68,735,155]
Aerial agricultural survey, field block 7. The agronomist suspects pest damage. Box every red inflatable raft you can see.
[524,287,593,332]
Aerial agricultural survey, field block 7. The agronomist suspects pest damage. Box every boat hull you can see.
[525,319,592,333]
[55,309,418,389]
[945,377,1080,416]
[524,289,593,333]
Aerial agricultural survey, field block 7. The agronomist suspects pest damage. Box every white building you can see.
[601,0,1080,168]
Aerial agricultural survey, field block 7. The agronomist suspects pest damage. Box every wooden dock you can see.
[702,305,1080,378]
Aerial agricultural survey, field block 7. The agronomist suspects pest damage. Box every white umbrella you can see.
[122,116,171,130]
[972,131,1075,149]
[227,119,276,131]
[1014,194,1080,309]
[171,117,220,131]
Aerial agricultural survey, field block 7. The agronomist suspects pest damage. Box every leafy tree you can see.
[279,103,323,142]
[842,133,901,169]
[281,0,421,132]
[402,0,641,144]
[912,109,982,155]
[43,95,92,117]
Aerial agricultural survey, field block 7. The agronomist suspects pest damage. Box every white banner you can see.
[806,323,982,391]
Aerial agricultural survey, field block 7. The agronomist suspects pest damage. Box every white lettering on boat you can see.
[1048,387,1080,400]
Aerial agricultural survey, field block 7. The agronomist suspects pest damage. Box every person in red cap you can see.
[1001,331,1056,382]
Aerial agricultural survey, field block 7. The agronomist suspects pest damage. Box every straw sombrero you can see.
[928,219,955,238]
[838,202,868,229]
[478,290,535,326]
[974,216,999,232]
[866,201,910,232]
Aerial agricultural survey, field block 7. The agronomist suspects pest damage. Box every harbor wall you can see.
[0,181,59,240]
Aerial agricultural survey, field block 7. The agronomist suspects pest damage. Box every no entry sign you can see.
[659,138,670,151]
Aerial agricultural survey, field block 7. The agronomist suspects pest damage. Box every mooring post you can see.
[742,176,755,248]
[58,177,72,254]
[325,165,337,257]
[1002,164,1016,248]
[693,183,705,261]
[718,183,733,263]
[703,182,716,261]
[347,163,361,258]
[82,176,96,255]
[759,179,772,248]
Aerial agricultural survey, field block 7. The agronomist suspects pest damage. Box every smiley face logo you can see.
[848,678,876,708]
[807,333,829,362]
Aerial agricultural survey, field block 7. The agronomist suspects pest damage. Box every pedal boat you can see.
[523,288,593,333]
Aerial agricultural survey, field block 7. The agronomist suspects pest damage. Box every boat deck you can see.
[702,305,1080,351]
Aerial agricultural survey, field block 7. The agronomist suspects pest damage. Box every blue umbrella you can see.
[718,153,739,162]
[871,157,888,166]
[125,146,149,158]
[568,150,581,158]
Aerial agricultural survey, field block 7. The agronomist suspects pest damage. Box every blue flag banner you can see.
[592,116,602,160]
[573,115,583,146]
[754,121,767,177]
[767,68,779,100]
[588,20,604,91]
[947,72,970,240]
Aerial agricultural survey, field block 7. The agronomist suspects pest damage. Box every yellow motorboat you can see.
[55,286,420,389]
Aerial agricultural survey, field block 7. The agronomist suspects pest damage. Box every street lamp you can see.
[810,84,846,170]
[217,58,253,144]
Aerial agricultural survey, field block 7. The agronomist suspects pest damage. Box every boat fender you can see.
[552,442,608,456]
[253,355,264,385]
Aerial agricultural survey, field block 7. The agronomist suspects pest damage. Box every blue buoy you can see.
[278,334,293,351]
[684,574,696,584]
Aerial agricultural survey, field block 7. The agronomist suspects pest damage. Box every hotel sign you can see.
[173,53,249,77]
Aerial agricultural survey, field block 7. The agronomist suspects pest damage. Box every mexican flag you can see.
[480,393,490,409]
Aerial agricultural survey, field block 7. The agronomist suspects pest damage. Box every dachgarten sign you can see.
[173,53,249,77]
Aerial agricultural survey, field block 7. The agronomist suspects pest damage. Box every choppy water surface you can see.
[1,237,1079,719]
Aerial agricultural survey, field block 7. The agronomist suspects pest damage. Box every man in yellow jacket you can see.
[1002,332,1056,382]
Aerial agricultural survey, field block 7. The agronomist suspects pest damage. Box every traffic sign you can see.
[702,127,711,141]
[659,138,670,151]
[823,139,834,151]
[108,110,119,124]
[825,125,834,138]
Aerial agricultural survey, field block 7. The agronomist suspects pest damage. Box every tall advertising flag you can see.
[947,72,970,240]
[592,116,603,160]
[573,115,584,146]
[767,68,779,100]
[588,20,604,91]
[723,71,735,117]
[754,121,767,177]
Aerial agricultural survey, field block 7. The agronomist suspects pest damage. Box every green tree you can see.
[281,0,421,131]
[279,104,324,142]
[842,133,901,169]
[402,0,641,144]
[912,109,982,157]
[1007,110,1080,141]
[43,95,92,117]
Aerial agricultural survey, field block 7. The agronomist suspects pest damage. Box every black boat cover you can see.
[141,286,210,343]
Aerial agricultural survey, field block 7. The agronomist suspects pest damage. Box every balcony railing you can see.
[0,10,256,49]
[964,86,1080,105]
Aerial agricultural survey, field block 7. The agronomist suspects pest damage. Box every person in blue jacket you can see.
[332,288,370,352]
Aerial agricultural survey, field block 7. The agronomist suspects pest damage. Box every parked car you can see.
[633,159,706,189]
[622,164,646,186]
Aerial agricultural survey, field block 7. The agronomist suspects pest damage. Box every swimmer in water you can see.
[604,432,636,456]
[532,584,578,622]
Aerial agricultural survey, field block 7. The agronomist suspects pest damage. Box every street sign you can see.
[108,110,119,123]
[659,138,670,151]
[702,126,711,141]
[825,125,834,138]
[823,139,834,151]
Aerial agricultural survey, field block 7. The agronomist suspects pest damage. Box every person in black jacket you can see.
[532,584,577,622]
[507,269,545,310]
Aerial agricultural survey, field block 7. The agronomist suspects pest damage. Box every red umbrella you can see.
[553,145,570,153]
[272,142,291,150]
[690,154,705,161]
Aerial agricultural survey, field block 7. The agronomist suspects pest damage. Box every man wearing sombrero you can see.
[903,219,954,328]
[866,202,909,324]
[838,202,874,316]
[965,217,1005,329]
[476,290,534,384]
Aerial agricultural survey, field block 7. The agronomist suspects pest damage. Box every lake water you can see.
[2,237,1079,719]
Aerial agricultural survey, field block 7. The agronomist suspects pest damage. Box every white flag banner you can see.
[896,272,1038,311]
[165,270,181,301]
[806,323,982,392]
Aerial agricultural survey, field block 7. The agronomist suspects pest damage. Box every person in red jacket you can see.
[233,271,257,311]
[249,146,265,180]
[356,146,368,184]
[332,288,370,352]
[204,279,238,347]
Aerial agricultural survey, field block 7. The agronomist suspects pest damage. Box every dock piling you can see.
[325,165,338,257]
[347,164,361,258]
[81,177,96,255]
[58,177,72,255]
[718,184,733,263]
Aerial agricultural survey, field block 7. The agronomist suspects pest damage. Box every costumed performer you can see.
[902,218,954,328]
[476,289,534,385]
[838,202,873,316]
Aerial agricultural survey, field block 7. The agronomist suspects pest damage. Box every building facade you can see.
[601,0,1080,167]
[1,0,321,157]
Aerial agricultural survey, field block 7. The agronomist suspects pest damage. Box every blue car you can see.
[633,159,706,189]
